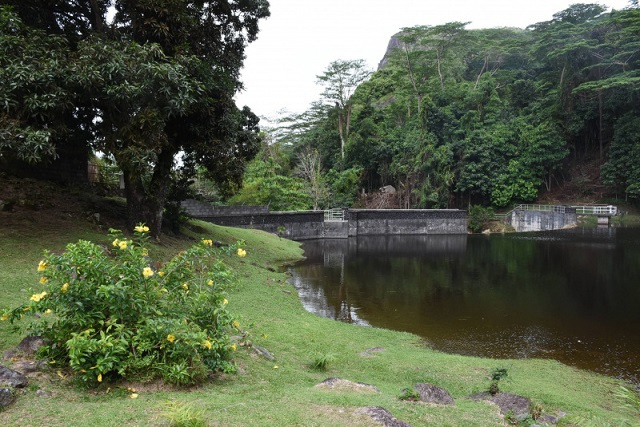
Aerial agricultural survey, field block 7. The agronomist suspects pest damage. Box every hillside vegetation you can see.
[234,4,640,212]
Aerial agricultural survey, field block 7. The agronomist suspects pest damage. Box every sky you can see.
[234,0,631,122]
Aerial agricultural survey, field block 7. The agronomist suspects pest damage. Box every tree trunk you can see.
[436,49,445,92]
[121,149,175,239]
[404,46,422,116]
[338,110,345,159]
[598,90,603,161]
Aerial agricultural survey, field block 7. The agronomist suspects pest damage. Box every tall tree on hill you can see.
[316,59,371,160]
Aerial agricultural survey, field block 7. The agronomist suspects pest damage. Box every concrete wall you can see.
[347,209,467,236]
[188,204,467,240]
[199,211,326,240]
[509,208,577,232]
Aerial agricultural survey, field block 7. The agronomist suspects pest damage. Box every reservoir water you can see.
[289,227,640,383]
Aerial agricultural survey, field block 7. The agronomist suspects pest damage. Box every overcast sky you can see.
[234,0,631,122]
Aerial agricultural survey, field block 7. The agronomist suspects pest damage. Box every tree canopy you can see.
[0,0,270,235]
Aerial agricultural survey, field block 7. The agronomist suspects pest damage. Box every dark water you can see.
[289,228,640,383]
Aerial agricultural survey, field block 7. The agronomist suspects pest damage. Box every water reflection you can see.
[289,229,640,382]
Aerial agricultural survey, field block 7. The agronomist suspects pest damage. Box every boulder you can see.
[0,366,28,388]
[252,345,275,361]
[469,391,531,417]
[357,406,413,427]
[16,336,46,356]
[0,388,16,409]
[315,378,380,394]
[11,360,47,374]
[414,383,455,406]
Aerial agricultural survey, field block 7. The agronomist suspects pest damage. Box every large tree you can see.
[316,59,371,160]
[0,1,270,236]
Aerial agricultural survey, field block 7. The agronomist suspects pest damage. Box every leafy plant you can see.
[489,366,510,395]
[160,400,207,427]
[1,226,245,386]
[616,385,640,414]
[468,205,495,233]
[308,351,336,371]
[529,401,544,421]
[398,388,421,401]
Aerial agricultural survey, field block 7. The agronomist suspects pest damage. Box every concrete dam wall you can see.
[182,200,467,240]
[508,207,577,232]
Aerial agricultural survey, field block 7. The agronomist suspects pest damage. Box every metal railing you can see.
[324,208,346,222]
[573,205,617,215]
[513,204,567,213]
[511,204,617,216]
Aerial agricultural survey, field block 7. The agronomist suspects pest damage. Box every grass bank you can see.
[1,214,639,425]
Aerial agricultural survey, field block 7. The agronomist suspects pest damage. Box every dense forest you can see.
[229,3,640,211]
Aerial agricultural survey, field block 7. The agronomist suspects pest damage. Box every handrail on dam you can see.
[324,208,346,222]
[511,204,617,216]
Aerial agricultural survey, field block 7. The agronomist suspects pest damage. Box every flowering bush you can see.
[1,226,246,386]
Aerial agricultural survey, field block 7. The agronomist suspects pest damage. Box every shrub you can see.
[398,388,421,402]
[489,366,510,395]
[1,226,245,386]
[468,205,495,233]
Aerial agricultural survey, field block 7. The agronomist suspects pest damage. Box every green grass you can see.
[1,218,639,426]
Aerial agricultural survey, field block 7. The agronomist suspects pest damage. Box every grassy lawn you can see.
[1,212,639,426]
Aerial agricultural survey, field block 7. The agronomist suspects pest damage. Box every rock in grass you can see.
[0,366,28,388]
[11,360,47,374]
[414,383,455,406]
[315,378,380,393]
[252,345,275,361]
[357,406,413,427]
[0,388,16,409]
[469,391,531,417]
[16,336,46,356]
[360,347,386,357]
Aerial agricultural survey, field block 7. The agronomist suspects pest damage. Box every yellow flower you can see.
[61,283,69,293]
[207,279,214,286]
[167,334,176,343]
[158,271,165,277]
[39,276,48,284]
[232,320,240,329]
[237,248,247,258]
[118,240,127,250]
[1,313,9,321]
[231,343,237,352]
[134,225,147,233]
[130,393,139,399]
[182,283,189,290]
[142,267,154,278]
[202,340,212,350]
[37,260,47,272]
[223,298,228,305]
[97,373,102,382]
[30,291,48,302]
[273,365,278,369]
[44,309,52,315]
[112,239,119,247]
[23,307,30,311]
[202,239,213,246]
